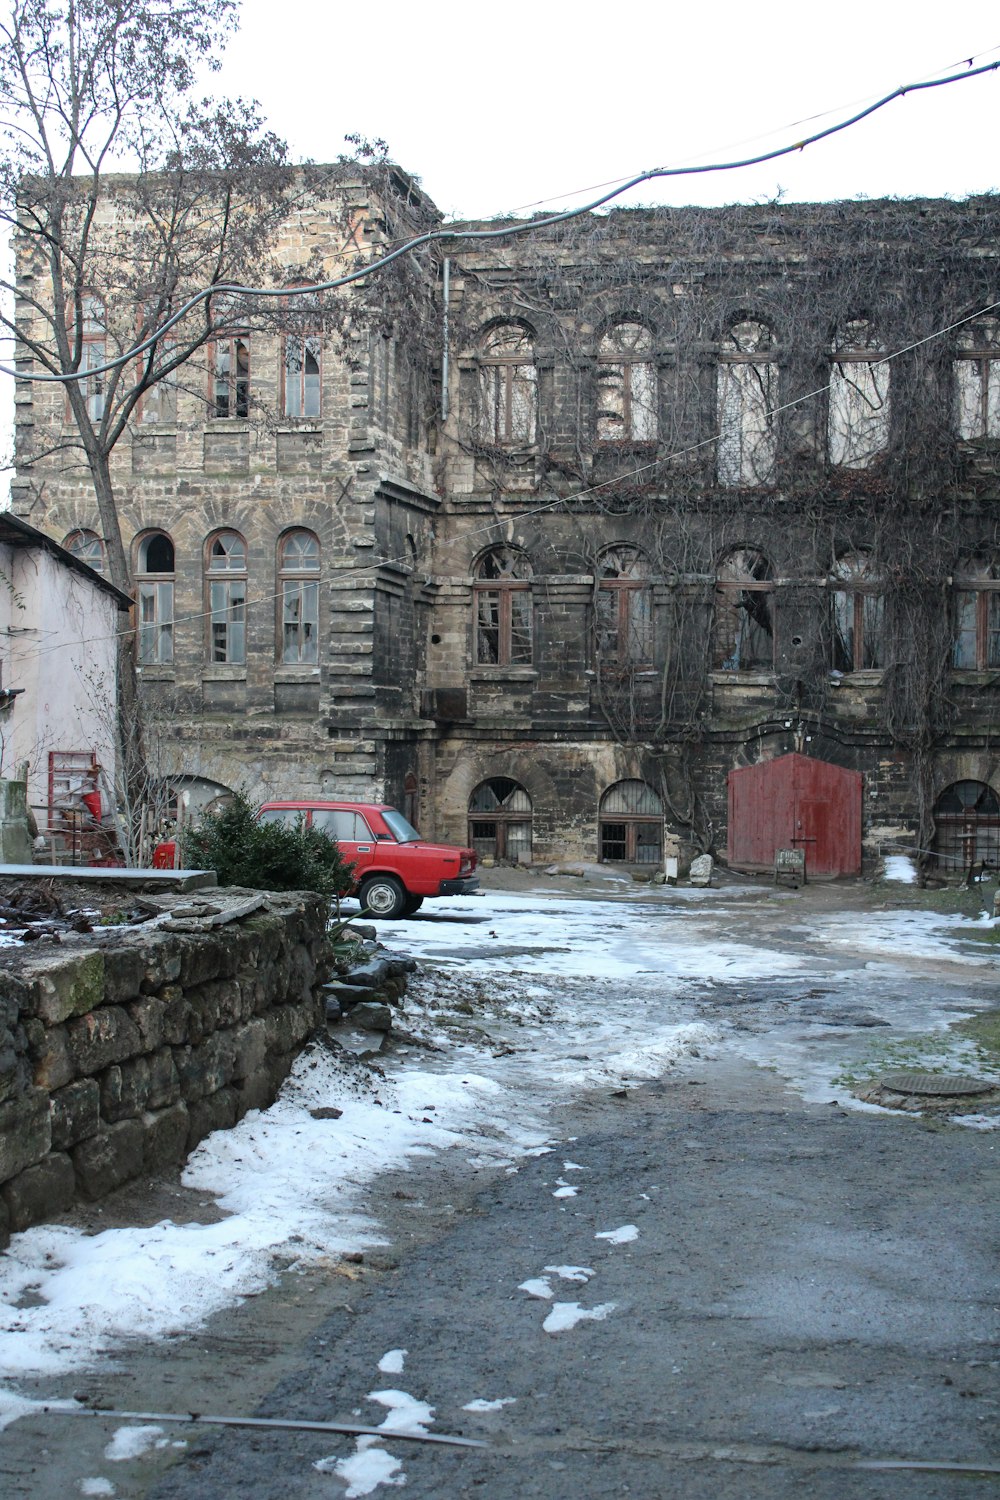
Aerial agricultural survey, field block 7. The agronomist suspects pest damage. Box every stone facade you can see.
[13,182,1000,871]
[0,889,330,1242]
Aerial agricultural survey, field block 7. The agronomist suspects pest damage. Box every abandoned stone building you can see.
[12,173,1000,874]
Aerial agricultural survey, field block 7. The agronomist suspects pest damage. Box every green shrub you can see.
[182,791,355,898]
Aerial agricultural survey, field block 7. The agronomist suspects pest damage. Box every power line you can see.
[2,56,998,389]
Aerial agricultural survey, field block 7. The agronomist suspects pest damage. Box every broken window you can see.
[206,529,247,663]
[595,546,652,669]
[717,319,777,486]
[713,549,775,671]
[596,322,657,443]
[135,531,174,665]
[477,325,536,446]
[828,319,890,468]
[278,529,320,664]
[954,318,1000,440]
[831,551,884,671]
[63,528,105,573]
[468,778,533,864]
[473,548,532,666]
[952,557,1000,670]
[598,779,663,864]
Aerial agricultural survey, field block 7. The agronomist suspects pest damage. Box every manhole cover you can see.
[879,1072,992,1098]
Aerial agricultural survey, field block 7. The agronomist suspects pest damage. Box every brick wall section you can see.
[0,889,331,1245]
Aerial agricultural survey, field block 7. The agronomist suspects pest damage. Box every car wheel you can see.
[359,874,407,919]
[401,894,424,916]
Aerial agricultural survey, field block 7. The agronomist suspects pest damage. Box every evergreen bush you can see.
[182,791,355,899]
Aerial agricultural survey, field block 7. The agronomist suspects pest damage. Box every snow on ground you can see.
[0,879,997,1415]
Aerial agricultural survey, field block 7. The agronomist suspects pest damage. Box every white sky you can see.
[214,0,1000,218]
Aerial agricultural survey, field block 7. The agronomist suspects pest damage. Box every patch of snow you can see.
[316,1436,404,1496]
[79,1481,115,1497]
[463,1397,516,1412]
[518,1276,553,1299]
[544,1264,594,1282]
[542,1301,616,1333]
[368,1388,435,1437]
[377,1348,407,1374]
[883,854,917,883]
[562,1160,585,1171]
[595,1224,639,1245]
[104,1425,164,1461]
[951,1113,1000,1131]
[552,1179,578,1198]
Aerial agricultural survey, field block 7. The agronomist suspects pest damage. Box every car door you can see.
[310,808,375,881]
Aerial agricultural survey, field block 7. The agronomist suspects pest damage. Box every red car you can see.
[155,800,479,918]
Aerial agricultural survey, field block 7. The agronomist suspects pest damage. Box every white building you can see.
[0,513,130,855]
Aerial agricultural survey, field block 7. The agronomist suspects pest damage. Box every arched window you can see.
[468,778,533,864]
[828,318,890,468]
[63,529,105,573]
[831,551,884,671]
[933,780,1000,870]
[953,556,1000,670]
[955,317,1000,440]
[474,548,532,666]
[278,529,320,664]
[717,319,777,486]
[595,546,652,669]
[596,322,657,443]
[713,549,774,671]
[282,288,321,418]
[136,531,175,665]
[205,530,247,663]
[599,779,663,864]
[477,324,536,445]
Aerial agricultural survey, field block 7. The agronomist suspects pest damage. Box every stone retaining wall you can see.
[0,888,331,1245]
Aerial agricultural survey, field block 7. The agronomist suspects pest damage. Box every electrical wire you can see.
[2,55,998,388]
[17,297,1000,669]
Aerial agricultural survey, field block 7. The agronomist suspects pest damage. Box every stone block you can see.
[177,935,225,988]
[174,1032,236,1102]
[128,995,167,1051]
[50,1078,100,1150]
[160,988,191,1046]
[350,1002,393,1032]
[147,1047,180,1110]
[31,1024,74,1091]
[67,1006,142,1075]
[32,952,106,1025]
[140,944,182,993]
[0,1088,51,1183]
[0,1039,24,1104]
[101,946,146,1004]
[72,1118,144,1199]
[186,1086,239,1151]
[2,1153,75,1231]
[142,1102,189,1172]
[231,1018,268,1081]
[100,1055,151,1121]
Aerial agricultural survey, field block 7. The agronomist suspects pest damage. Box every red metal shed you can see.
[727,752,862,877]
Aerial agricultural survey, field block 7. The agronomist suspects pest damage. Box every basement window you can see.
[599,779,663,864]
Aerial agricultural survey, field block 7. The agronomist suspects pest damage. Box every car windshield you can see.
[381,808,421,843]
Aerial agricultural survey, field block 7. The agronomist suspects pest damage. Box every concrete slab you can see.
[0,864,218,891]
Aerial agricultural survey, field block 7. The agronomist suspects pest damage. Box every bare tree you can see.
[0,0,296,852]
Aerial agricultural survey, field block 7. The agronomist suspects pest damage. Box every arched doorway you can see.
[933,781,1000,871]
[468,778,533,864]
[599,779,663,864]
